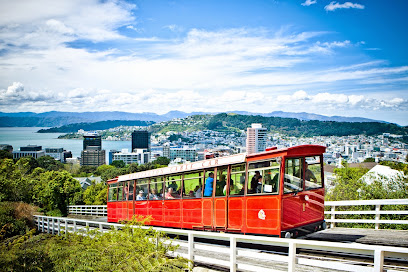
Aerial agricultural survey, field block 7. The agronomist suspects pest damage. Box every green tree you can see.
[83,181,108,205]
[15,156,39,176]
[78,165,97,175]
[127,162,139,173]
[37,155,63,171]
[32,170,82,216]
[153,156,170,166]
[0,150,13,160]
[326,164,369,201]
[101,167,127,183]
[95,164,115,175]
[111,160,126,168]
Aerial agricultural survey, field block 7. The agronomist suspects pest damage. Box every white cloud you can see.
[301,0,317,7]
[0,2,406,124]
[325,2,365,12]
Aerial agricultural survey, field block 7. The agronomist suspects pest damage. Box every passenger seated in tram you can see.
[250,171,261,193]
[136,190,145,200]
[256,176,263,193]
[223,179,234,195]
[194,185,202,198]
[165,187,180,199]
[149,189,160,200]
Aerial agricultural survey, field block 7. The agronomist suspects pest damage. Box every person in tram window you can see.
[195,185,202,198]
[223,179,234,195]
[165,187,180,199]
[305,162,317,182]
[169,179,178,191]
[136,190,145,200]
[256,176,263,193]
[149,188,159,200]
[250,171,261,193]
[203,172,214,197]
[189,190,195,197]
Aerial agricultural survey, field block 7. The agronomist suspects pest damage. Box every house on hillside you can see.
[74,176,102,190]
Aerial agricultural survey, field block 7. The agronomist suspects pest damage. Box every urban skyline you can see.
[0,1,407,125]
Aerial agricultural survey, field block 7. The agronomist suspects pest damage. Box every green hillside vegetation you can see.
[150,113,408,138]
[38,120,155,133]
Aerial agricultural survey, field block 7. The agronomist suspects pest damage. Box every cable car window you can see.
[108,183,117,202]
[150,176,164,200]
[136,179,148,201]
[117,182,124,201]
[304,156,323,190]
[229,164,246,196]
[248,158,281,195]
[183,171,203,198]
[215,167,228,196]
[284,158,304,194]
[203,169,215,197]
[126,181,134,201]
[165,175,181,199]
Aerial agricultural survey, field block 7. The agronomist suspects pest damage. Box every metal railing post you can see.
[331,205,336,228]
[51,218,55,235]
[375,204,381,230]
[73,220,77,233]
[42,217,44,232]
[65,219,68,235]
[188,232,194,269]
[230,236,237,272]
[374,249,384,272]
[288,242,297,272]
[57,219,61,235]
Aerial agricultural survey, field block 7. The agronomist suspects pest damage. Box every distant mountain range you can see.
[0,110,386,128]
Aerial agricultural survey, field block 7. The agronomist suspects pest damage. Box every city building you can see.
[132,130,150,152]
[13,145,45,159]
[45,147,65,162]
[83,132,102,150]
[81,132,105,167]
[81,148,106,167]
[20,145,42,151]
[246,123,267,155]
[113,149,150,165]
[108,149,120,165]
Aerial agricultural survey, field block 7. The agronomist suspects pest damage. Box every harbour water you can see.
[0,127,131,163]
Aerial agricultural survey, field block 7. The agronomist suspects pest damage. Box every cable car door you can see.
[213,167,228,230]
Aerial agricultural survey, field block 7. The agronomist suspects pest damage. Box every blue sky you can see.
[0,0,407,125]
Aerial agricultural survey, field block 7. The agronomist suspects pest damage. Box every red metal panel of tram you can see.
[181,199,203,229]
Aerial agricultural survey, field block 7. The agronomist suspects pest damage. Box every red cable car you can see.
[107,145,326,238]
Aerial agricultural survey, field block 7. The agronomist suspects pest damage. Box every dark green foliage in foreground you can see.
[0,202,37,240]
[0,217,190,272]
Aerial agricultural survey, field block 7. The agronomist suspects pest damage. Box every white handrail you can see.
[33,215,408,272]
[324,199,408,229]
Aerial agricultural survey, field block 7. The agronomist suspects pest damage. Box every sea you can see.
[0,127,131,164]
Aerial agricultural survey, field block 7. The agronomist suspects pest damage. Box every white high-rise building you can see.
[246,123,267,155]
